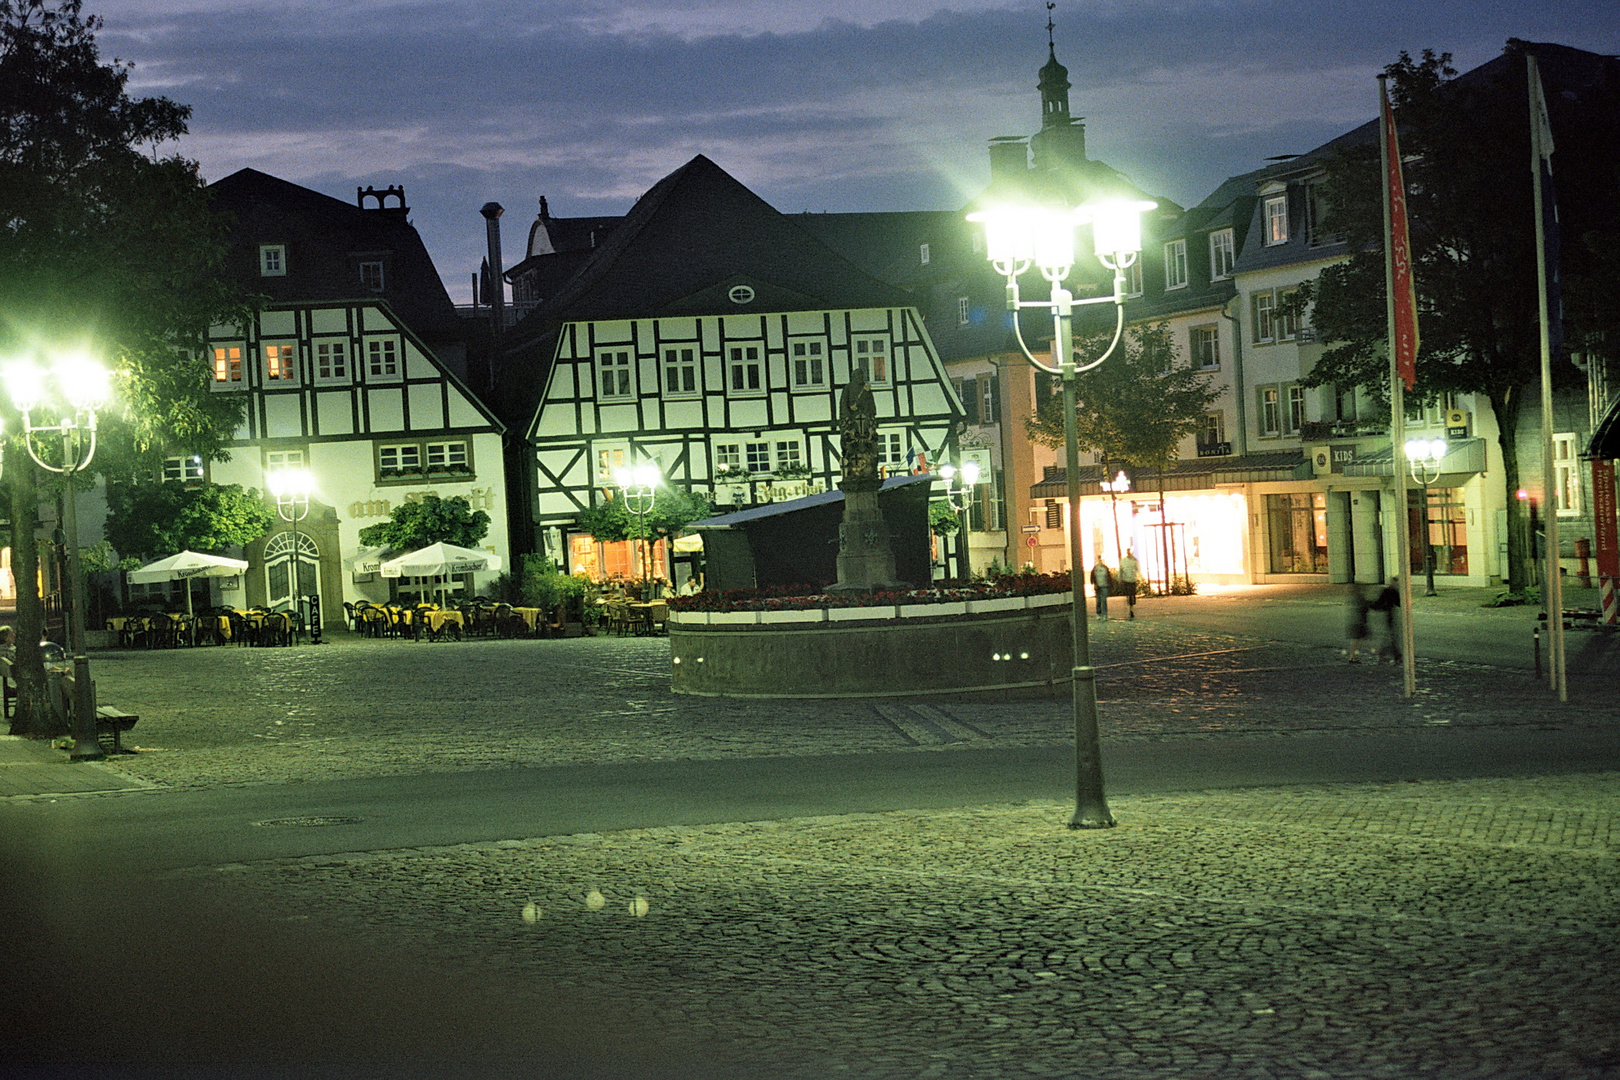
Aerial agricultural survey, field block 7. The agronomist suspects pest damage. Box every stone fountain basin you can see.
[668,594,1074,699]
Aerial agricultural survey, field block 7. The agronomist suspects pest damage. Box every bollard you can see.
[1533,624,1541,679]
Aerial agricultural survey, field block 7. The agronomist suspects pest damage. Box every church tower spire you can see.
[1031,3,1086,168]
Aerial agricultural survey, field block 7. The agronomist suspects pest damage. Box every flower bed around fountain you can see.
[667,574,1077,699]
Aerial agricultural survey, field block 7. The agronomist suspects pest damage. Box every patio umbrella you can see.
[127,550,250,616]
[380,542,501,606]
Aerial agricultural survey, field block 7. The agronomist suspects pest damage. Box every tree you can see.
[1024,322,1221,471]
[1,1,251,735]
[359,494,491,552]
[1299,43,1620,590]
[575,487,713,544]
[103,481,276,562]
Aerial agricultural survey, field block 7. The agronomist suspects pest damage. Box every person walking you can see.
[1345,582,1370,663]
[1368,579,1402,662]
[1118,549,1140,619]
[1090,558,1112,619]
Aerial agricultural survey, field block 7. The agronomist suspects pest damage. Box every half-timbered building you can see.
[194,170,507,623]
[495,155,964,579]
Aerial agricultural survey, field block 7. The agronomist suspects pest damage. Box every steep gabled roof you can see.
[207,168,464,346]
[526,155,912,325]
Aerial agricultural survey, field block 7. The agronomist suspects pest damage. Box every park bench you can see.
[94,706,139,755]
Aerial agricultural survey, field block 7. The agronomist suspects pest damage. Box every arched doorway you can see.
[264,530,320,612]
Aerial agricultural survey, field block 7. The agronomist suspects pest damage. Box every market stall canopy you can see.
[379,541,502,579]
[126,550,249,616]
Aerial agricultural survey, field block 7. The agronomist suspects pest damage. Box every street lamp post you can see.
[3,354,110,761]
[968,195,1155,829]
[939,461,980,579]
[268,467,315,641]
[1404,437,1446,597]
[615,463,661,600]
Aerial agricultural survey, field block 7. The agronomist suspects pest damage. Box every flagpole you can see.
[1529,53,1567,702]
[1380,75,1416,697]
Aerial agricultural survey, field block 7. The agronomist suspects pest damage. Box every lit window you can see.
[853,336,890,384]
[662,347,698,396]
[1209,229,1235,279]
[259,245,286,277]
[1163,239,1188,290]
[598,349,634,400]
[728,344,763,394]
[367,338,399,377]
[595,444,629,484]
[315,341,348,381]
[1260,387,1281,436]
[360,261,384,292]
[265,344,296,381]
[212,344,244,383]
[790,340,825,387]
[1264,195,1289,245]
[1554,433,1581,516]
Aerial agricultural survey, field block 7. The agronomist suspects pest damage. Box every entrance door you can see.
[264,530,320,611]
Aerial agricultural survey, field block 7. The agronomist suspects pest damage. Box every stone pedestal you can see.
[829,483,910,593]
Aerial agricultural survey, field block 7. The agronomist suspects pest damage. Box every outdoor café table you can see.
[512,607,544,631]
[422,609,464,637]
[105,616,147,648]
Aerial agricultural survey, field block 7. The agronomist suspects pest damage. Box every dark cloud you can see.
[104,0,1620,300]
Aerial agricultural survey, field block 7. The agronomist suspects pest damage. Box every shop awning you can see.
[1340,437,1488,480]
[1030,451,1308,499]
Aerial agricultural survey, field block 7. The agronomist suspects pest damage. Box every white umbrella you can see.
[127,550,250,616]
[379,542,501,578]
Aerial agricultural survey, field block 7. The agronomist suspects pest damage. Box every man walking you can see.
[1118,549,1140,619]
[1090,557,1112,619]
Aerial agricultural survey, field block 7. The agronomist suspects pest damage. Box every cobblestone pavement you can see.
[83,616,1614,791]
[207,774,1620,1080]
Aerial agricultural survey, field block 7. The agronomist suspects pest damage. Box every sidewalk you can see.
[0,734,149,797]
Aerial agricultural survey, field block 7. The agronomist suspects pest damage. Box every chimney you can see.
[987,137,1030,185]
[480,202,505,336]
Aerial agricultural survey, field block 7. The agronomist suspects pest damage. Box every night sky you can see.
[106,0,1619,302]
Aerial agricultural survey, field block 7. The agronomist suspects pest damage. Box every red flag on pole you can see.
[1381,83,1419,391]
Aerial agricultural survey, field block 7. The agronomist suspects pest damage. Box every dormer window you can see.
[259,244,286,277]
[919,243,931,265]
[360,260,385,292]
[1264,195,1289,246]
[1209,229,1235,279]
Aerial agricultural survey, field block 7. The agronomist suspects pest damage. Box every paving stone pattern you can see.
[213,776,1620,1080]
[86,621,1611,791]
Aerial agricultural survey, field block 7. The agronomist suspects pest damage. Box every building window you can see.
[366,338,399,377]
[1209,229,1235,280]
[163,455,205,483]
[728,343,763,394]
[957,296,971,326]
[377,444,421,475]
[1199,412,1226,449]
[790,340,825,388]
[1336,385,1358,423]
[266,449,306,479]
[1287,384,1307,434]
[714,443,743,475]
[1163,239,1188,290]
[1554,433,1581,516]
[952,377,980,425]
[212,344,244,384]
[595,444,630,485]
[1044,500,1062,529]
[1306,181,1335,246]
[1260,386,1281,436]
[1124,261,1143,297]
[1264,195,1289,245]
[878,431,905,471]
[1253,291,1277,343]
[598,348,634,400]
[259,244,286,277]
[359,260,384,292]
[1191,325,1220,370]
[919,243,930,265]
[662,346,698,396]
[1266,491,1328,574]
[853,336,890,385]
[314,341,348,382]
[744,441,771,474]
[426,441,469,469]
[264,343,296,382]
[774,441,802,470]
